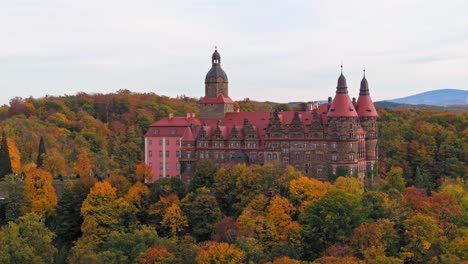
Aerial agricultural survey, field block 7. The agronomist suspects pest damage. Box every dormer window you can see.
[154,129,159,135]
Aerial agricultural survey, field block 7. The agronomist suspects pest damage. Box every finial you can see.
[340,62,343,74]
[215,45,217,50]
[363,66,366,77]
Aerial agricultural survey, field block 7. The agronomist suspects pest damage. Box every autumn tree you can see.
[106,174,132,197]
[161,202,188,239]
[0,213,57,264]
[289,176,331,211]
[24,168,57,217]
[75,148,92,178]
[42,148,67,177]
[36,135,46,168]
[196,242,245,264]
[124,182,150,222]
[212,217,240,243]
[351,219,400,260]
[149,177,186,203]
[135,162,154,182]
[139,246,176,264]
[401,213,441,263]
[0,132,13,178]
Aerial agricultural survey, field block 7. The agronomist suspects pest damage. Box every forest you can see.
[0,91,466,263]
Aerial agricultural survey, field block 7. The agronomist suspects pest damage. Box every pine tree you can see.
[36,136,46,168]
[0,132,13,178]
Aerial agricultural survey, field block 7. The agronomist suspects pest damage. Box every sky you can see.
[1,0,467,105]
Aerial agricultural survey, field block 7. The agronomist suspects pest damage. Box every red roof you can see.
[145,127,186,137]
[148,116,202,127]
[199,95,234,104]
[181,127,195,141]
[356,95,378,117]
[327,93,358,117]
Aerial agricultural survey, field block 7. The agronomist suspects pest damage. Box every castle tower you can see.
[199,49,234,119]
[356,70,378,171]
[327,66,360,177]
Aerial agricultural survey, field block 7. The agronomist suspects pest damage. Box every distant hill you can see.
[388,89,467,106]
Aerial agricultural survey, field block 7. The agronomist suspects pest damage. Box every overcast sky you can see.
[1,0,467,105]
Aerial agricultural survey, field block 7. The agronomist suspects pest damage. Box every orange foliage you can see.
[196,242,245,264]
[139,246,175,264]
[24,168,57,216]
[76,149,91,178]
[135,162,154,182]
[124,182,150,207]
[0,137,21,172]
[266,256,300,264]
[105,174,131,197]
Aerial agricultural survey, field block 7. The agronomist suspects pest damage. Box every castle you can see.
[144,49,378,182]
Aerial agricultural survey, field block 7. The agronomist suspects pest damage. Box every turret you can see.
[356,69,378,171]
[200,48,234,119]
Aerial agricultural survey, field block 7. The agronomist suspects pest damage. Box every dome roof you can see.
[360,70,369,95]
[336,66,348,93]
[205,49,228,83]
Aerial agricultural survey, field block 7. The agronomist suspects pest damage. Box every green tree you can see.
[181,187,221,241]
[0,132,13,178]
[36,135,46,168]
[149,177,186,203]
[300,189,364,259]
[0,174,29,223]
[0,213,57,264]
[386,166,405,192]
[189,159,217,191]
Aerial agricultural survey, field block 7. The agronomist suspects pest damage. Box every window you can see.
[267,153,272,161]
[350,143,353,149]
[159,151,163,157]
[154,129,159,135]
[273,153,278,160]
[176,163,180,170]
[332,166,336,174]
[166,139,169,145]
[176,139,181,145]
[332,143,337,149]
[159,139,163,145]
[317,153,324,161]
[159,162,163,169]
[348,153,354,160]
[317,167,323,175]
[166,151,169,157]
[215,152,219,159]
[170,129,176,135]
[305,153,311,160]
[149,162,152,167]
[166,162,169,170]
[296,153,301,160]
[149,140,152,145]
[283,157,289,166]
[200,152,204,159]
[312,143,316,150]
[332,153,337,161]
[149,151,153,157]
[220,152,224,160]
[176,150,180,158]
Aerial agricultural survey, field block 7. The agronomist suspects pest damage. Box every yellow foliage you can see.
[289,176,331,211]
[75,149,91,178]
[334,177,364,197]
[161,203,188,238]
[266,196,295,232]
[266,256,301,264]
[135,162,154,182]
[124,182,150,207]
[24,168,57,216]
[196,242,245,264]
[81,181,117,216]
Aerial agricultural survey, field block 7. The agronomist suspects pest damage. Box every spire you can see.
[206,48,228,83]
[336,64,348,93]
[360,68,369,95]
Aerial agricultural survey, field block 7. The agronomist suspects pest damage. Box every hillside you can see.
[388,89,467,106]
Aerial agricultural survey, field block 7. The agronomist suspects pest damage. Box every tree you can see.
[0,213,57,264]
[55,177,96,245]
[42,148,67,177]
[196,242,245,264]
[139,246,176,264]
[401,213,441,263]
[149,177,186,203]
[0,132,13,178]
[181,187,222,241]
[334,176,364,197]
[190,159,218,191]
[76,148,92,178]
[124,182,150,221]
[289,176,331,211]
[135,162,154,182]
[105,174,132,197]
[24,168,57,217]
[351,219,400,260]
[161,202,188,239]
[300,189,364,259]
[0,174,29,223]
[36,136,46,168]
[211,217,240,243]
[386,166,405,192]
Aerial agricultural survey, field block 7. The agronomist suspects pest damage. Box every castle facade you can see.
[144,50,378,182]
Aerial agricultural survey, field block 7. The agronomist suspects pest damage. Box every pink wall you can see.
[145,136,182,183]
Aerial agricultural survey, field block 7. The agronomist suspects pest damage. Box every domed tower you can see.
[199,49,234,119]
[327,66,359,177]
[356,69,378,171]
